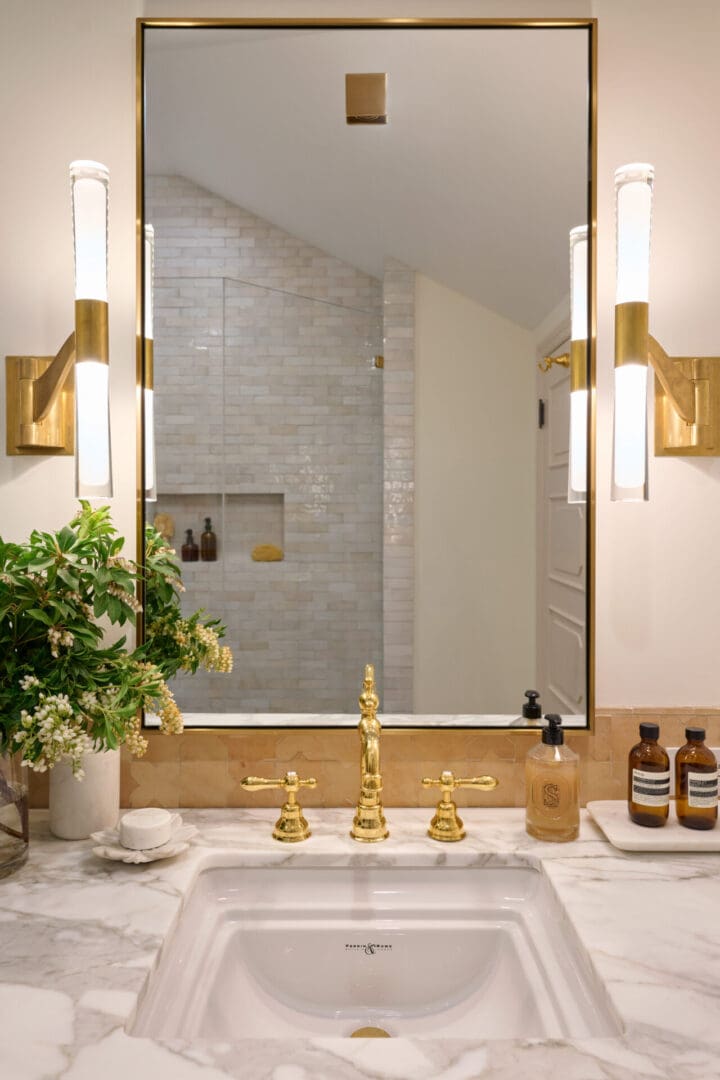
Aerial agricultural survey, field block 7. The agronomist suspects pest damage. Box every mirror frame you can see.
[135,16,597,733]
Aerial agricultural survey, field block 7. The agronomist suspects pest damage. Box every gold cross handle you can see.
[240,771,317,842]
[421,770,499,842]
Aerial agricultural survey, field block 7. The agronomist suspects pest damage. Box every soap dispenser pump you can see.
[525,713,579,842]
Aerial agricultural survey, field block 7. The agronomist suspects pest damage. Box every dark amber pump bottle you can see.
[628,722,669,827]
[181,528,199,562]
[201,517,217,562]
[676,727,718,831]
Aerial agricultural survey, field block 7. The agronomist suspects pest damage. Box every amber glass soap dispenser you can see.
[525,714,579,842]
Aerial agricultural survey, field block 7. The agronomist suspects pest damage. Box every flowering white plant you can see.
[0,503,231,776]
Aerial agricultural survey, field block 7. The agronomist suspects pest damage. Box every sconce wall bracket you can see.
[653,352,720,456]
[6,344,75,456]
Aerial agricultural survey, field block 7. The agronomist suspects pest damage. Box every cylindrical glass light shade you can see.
[615,163,654,305]
[144,225,157,501]
[70,160,109,303]
[612,163,654,502]
[568,225,588,504]
[70,160,112,498]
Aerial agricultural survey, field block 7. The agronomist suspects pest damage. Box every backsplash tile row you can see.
[28,709,720,810]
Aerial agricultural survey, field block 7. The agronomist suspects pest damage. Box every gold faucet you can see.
[350,664,389,842]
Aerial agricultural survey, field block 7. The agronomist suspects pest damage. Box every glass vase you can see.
[0,752,29,877]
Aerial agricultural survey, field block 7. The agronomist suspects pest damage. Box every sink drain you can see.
[350,1026,391,1038]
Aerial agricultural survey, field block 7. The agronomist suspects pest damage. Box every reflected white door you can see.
[536,342,586,716]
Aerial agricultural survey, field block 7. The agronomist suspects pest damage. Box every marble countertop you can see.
[2,808,720,1080]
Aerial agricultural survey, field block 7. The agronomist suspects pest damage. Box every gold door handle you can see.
[240,771,317,842]
[421,770,499,842]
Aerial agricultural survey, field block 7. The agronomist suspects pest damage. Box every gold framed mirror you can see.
[136,17,597,731]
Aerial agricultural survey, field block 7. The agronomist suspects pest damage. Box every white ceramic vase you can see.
[49,749,120,840]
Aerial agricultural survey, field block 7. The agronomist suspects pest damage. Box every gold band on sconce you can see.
[614,299,720,455]
[569,339,587,393]
[75,299,109,366]
[144,338,154,389]
[614,301,649,368]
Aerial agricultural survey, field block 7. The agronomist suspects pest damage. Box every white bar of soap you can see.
[119,808,173,850]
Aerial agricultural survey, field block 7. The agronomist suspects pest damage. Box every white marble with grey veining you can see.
[1,808,720,1079]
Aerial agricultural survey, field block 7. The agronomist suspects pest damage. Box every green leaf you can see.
[25,608,53,626]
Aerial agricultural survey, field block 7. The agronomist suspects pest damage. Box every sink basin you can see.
[131,863,620,1041]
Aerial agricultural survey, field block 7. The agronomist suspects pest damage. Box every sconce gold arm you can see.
[6,299,109,456]
[647,334,696,424]
[240,770,317,842]
[421,770,499,842]
[6,333,77,456]
[614,299,720,454]
[33,332,76,422]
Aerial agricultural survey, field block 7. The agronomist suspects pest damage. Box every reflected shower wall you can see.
[148,176,383,713]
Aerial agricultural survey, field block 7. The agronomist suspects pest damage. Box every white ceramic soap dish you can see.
[91,814,197,864]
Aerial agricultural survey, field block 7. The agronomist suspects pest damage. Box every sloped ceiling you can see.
[145,26,589,329]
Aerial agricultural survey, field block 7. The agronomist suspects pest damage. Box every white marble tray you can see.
[587,800,720,851]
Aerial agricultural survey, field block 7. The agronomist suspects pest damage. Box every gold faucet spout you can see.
[350,664,389,842]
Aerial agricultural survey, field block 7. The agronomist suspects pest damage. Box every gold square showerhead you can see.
[346,73,387,124]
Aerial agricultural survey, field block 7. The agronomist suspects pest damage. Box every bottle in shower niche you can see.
[628,723,670,827]
[181,528,199,562]
[676,727,718,831]
[525,714,579,842]
[201,517,217,562]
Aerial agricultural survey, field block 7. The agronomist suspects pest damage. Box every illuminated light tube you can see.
[612,162,654,502]
[144,224,157,502]
[70,160,112,498]
[568,225,588,504]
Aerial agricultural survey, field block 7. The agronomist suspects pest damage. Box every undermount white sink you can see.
[131,862,620,1041]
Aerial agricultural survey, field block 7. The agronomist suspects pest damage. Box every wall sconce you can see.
[568,225,588,504]
[5,160,113,498]
[538,224,588,504]
[144,224,157,502]
[612,162,720,502]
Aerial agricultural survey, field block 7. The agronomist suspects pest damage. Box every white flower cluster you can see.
[107,581,143,614]
[19,674,40,690]
[14,691,93,777]
[107,556,134,573]
[47,627,74,658]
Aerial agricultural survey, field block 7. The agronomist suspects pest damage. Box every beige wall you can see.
[0,0,141,551]
[4,0,720,813]
[593,0,720,707]
[414,274,535,712]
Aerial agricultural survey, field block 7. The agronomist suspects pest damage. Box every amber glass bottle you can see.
[676,727,718,831]
[181,528,199,562]
[200,517,217,562]
[628,722,669,827]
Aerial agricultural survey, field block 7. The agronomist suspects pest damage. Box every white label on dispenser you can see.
[632,768,670,807]
[688,770,718,808]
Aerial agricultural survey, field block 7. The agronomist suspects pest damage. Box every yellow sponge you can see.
[251,543,284,562]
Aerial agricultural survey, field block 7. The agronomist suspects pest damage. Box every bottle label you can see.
[531,774,574,819]
[631,768,670,807]
[687,770,719,808]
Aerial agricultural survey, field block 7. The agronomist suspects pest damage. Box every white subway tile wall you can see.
[382,259,416,712]
[147,175,387,712]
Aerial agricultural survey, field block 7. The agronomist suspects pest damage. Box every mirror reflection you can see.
[141,24,592,727]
